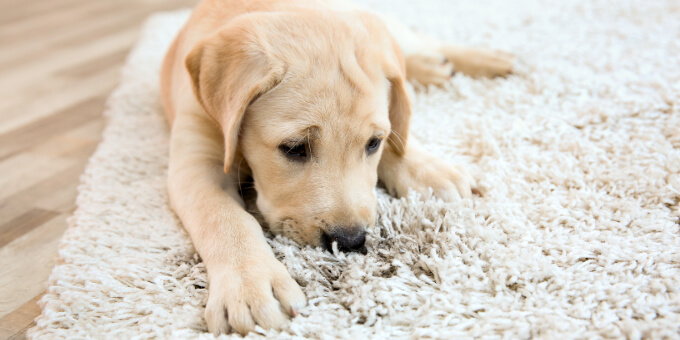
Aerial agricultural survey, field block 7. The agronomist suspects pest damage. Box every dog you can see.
[160,0,513,334]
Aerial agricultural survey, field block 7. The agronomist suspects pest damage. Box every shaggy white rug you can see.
[29,0,680,338]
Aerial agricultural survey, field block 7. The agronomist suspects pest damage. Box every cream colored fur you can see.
[160,0,512,335]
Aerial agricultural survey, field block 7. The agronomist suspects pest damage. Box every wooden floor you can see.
[0,0,197,338]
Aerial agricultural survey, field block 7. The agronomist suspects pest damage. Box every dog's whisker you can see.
[392,130,406,147]
[388,130,407,151]
[236,156,246,194]
[306,128,313,159]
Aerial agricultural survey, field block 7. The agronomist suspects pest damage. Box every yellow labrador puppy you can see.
[160,0,513,334]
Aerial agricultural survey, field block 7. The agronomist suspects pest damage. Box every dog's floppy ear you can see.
[386,71,412,155]
[353,11,412,156]
[185,22,284,173]
[382,37,412,156]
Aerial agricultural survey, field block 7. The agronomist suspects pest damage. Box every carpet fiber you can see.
[29,0,680,338]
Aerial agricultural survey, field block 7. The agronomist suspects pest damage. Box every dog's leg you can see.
[378,138,476,200]
[377,14,515,84]
[439,44,515,78]
[168,112,305,335]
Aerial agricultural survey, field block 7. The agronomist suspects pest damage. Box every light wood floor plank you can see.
[0,0,113,45]
[0,114,104,226]
[0,64,121,135]
[0,153,76,202]
[0,159,92,227]
[0,213,69,317]
[0,209,59,248]
[0,294,42,340]
[0,0,82,24]
[0,27,138,94]
[0,96,105,160]
[27,119,103,159]
[0,0,147,68]
[0,0,199,338]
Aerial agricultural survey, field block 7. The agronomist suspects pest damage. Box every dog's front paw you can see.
[204,255,306,335]
[380,149,475,201]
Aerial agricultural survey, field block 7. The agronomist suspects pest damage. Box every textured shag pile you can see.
[29,0,680,338]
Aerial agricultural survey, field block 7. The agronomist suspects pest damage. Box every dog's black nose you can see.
[322,227,367,254]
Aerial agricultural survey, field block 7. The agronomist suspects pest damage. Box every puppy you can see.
[160,0,513,334]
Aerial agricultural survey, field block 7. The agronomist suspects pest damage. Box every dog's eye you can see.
[366,137,381,155]
[279,143,308,162]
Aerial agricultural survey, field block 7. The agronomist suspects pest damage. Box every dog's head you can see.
[185,11,411,252]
